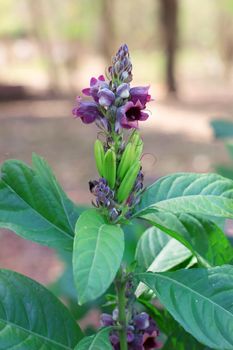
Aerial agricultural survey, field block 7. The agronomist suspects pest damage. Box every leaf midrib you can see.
[0,317,72,350]
[141,272,233,320]
[1,179,73,241]
[135,194,233,217]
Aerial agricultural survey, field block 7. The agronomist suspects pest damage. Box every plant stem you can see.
[116,274,128,350]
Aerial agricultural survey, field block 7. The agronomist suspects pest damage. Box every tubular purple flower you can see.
[72,99,103,124]
[116,83,130,98]
[82,75,108,102]
[118,100,149,129]
[98,88,115,107]
[130,86,151,107]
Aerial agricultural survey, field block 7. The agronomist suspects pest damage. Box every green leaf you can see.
[216,165,233,181]
[211,119,233,139]
[135,226,192,271]
[0,155,80,250]
[75,327,112,350]
[134,173,233,219]
[0,269,83,349]
[135,226,192,296]
[138,266,233,349]
[139,212,233,267]
[73,209,124,304]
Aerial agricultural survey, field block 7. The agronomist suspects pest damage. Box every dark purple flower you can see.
[130,86,151,107]
[82,75,108,102]
[100,313,114,327]
[143,331,162,349]
[116,83,130,98]
[118,100,149,129]
[98,88,115,107]
[134,312,150,330]
[127,330,135,343]
[110,332,120,347]
[72,99,103,124]
[129,334,144,350]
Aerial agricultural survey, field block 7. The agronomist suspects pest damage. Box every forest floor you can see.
[0,78,233,288]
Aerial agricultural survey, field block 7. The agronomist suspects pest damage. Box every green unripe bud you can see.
[117,142,135,180]
[94,140,105,177]
[130,131,140,146]
[130,131,143,159]
[117,161,141,203]
[103,149,116,189]
[135,142,143,159]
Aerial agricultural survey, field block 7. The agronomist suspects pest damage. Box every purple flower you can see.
[116,83,130,98]
[143,331,162,349]
[100,313,114,327]
[118,100,149,129]
[98,88,115,107]
[130,86,151,107]
[82,75,108,102]
[134,312,150,330]
[72,98,103,124]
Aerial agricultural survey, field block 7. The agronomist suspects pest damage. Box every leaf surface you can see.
[73,209,124,304]
[0,155,80,250]
[134,173,233,219]
[75,327,112,350]
[138,266,233,349]
[0,269,83,350]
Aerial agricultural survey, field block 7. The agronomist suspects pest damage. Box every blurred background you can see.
[1,0,233,329]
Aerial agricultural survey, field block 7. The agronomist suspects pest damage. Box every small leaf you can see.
[75,327,112,350]
[134,173,233,219]
[138,265,233,349]
[0,155,81,250]
[73,209,124,304]
[135,226,192,296]
[139,211,233,267]
[0,269,83,349]
[135,226,191,271]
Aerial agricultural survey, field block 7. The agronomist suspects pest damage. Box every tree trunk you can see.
[159,0,178,94]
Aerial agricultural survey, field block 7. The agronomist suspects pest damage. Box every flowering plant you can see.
[0,45,233,350]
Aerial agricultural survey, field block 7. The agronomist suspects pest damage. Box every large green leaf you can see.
[134,173,233,219]
[0,154,80,250]
[0,269,83,349]
[75,327,112,350]
[73,209,124,304]
[139,211,233,267]
[138,266,233,349]
[135,226,192,271]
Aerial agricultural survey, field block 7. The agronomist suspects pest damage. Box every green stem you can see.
[116,274,128,350]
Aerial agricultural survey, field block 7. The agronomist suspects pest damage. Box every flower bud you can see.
[116,83,130,99]
[98,88,115,107]
[94,139,105,177]
[134,312,150,330]
[117,161,141,203]
[100,313,113,327]
[103,149,116,189]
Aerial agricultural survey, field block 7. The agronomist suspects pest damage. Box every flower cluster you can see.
[73,45,151,222]
[72,44,151,131]
[100,310,161,350]
[89,178,120,221]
